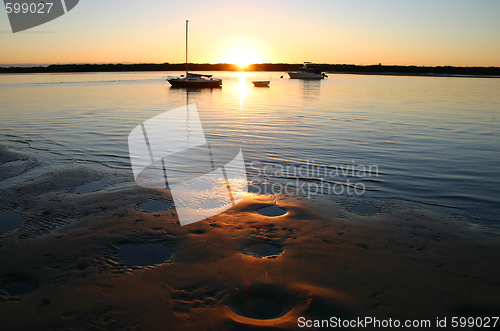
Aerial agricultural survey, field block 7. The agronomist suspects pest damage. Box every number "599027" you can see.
[5,2,54,14]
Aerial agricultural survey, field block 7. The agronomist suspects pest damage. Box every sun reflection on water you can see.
[238,72,248,119]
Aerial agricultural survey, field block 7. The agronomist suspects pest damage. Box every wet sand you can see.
[0,145,499,330]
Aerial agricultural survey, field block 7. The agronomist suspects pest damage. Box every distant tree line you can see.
[0,63,299,73]
[323,64,500,76]
[1,63,500,76]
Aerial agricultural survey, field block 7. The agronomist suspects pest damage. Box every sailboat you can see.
[167,20,222,88]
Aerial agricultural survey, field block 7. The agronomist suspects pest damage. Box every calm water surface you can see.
[0,71,498,222]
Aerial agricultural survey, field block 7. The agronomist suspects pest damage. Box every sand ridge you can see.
[0,146,499,330]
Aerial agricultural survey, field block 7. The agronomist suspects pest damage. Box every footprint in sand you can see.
[75,179,111,194]
[229,285,298,320]
[348,203,378,216]
[0,211,24,236]
[138,200,172,213]
[117,243,173,267]
[242,242,284,259]
[255,205,288,217]
[191,229,206,235]
[2,281,36,296]
[1,273,37,298]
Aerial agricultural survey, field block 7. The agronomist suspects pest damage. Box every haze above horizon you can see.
[1,0,499,67]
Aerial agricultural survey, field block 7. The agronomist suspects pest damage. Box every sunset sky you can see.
[1,0,500,67]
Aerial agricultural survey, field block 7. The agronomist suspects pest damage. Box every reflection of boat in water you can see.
[128,88,247,226]
[252,80,270,87]
[301,79,321,100]
[288,62,327,79]
[167,20,222,88]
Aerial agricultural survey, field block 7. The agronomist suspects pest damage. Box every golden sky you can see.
[1,0,499,66]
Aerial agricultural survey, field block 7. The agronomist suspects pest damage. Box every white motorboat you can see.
[287,62,327,79]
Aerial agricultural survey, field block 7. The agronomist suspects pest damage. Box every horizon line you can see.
[2,62,500,69]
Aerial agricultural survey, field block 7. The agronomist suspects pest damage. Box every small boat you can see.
[287,62,327,79]
[252,80,270,87]
[167,20,222,88]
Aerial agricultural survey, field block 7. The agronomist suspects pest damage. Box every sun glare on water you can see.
[225,47,261,68]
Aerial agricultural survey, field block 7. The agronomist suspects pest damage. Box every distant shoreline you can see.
[1,63,500,77]
[328,71,500,79]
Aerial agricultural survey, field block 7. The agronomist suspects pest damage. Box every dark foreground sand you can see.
[0,145,499,330]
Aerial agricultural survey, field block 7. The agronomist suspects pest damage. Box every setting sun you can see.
[224,47,261,68]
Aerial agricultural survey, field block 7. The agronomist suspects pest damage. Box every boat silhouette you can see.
[167,20,222,88]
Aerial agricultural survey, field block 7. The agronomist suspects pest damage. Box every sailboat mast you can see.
[185,20,188,76]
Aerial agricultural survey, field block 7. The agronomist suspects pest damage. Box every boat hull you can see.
[168,79,222,88]
[252,80,270,87]
[288,72,324,79]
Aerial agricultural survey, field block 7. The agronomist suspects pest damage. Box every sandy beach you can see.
[1,145,499,330]
[2,0,500,327]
